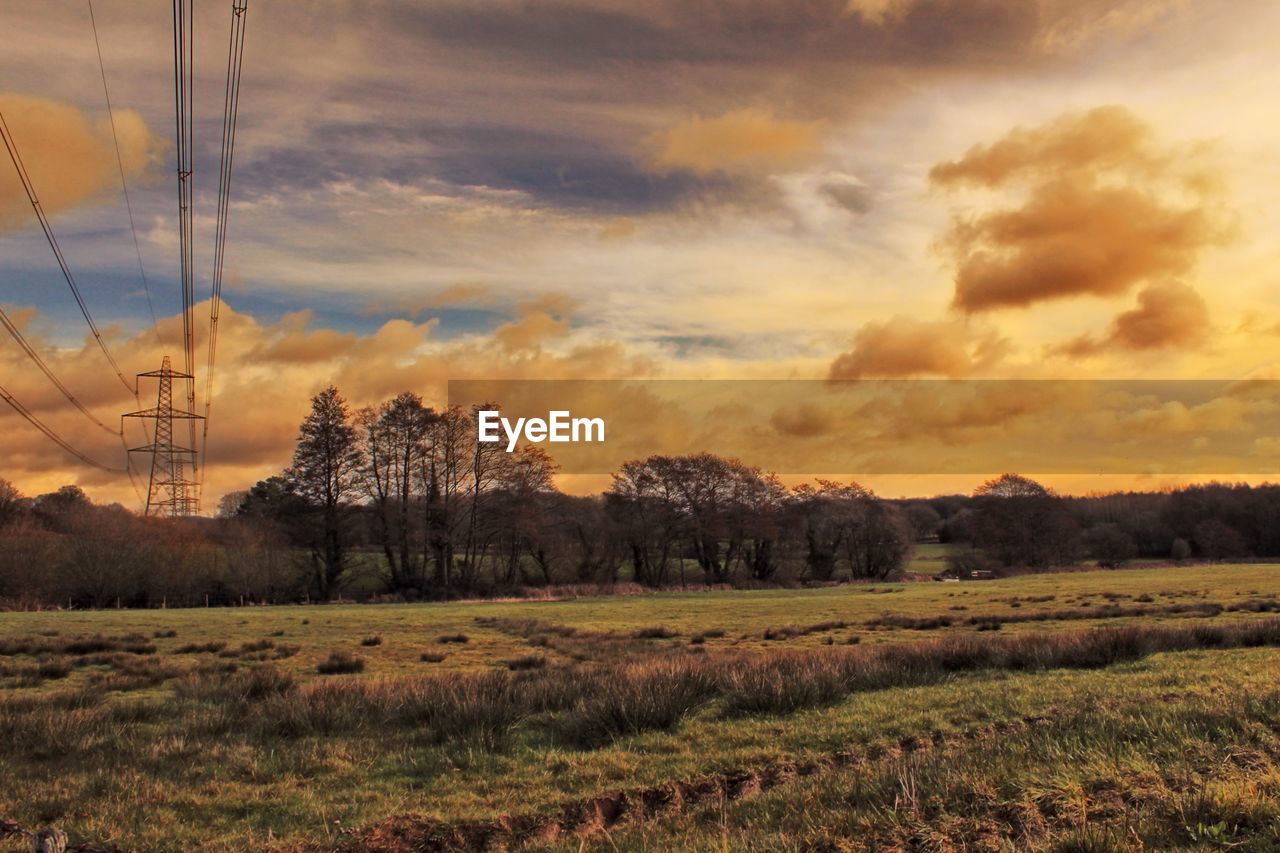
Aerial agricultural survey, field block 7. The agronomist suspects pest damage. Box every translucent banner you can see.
[447,379,1280,475]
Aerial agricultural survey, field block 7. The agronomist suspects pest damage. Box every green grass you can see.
[904,540,955,574]
[604,675,1280,851]
[0,562,1277,850]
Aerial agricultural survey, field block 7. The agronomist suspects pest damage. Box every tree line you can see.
[2,385,1279,608]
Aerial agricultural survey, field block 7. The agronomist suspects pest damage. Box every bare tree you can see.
[606,458,683,586]
[971,473,1080,568]
[0,478,23,528]
[843,499,912,579]
[287,386,364,598]
[490,446,561,585]
[422,405,472,591]
[788,480,872,581]
[358,393,435,592]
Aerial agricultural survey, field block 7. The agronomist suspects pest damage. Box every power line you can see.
[119,430,148,511]
[200,0,250,503]
[0,304,118,436]
[87,0,163,349]
[172,0,198,471]
[85,0,158,508]
[0,380,121,473]
[0,110,136,397]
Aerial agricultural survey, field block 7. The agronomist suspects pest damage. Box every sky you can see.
[1,0,1279,509]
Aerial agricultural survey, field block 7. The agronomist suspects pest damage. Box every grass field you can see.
[2,562,1279,850]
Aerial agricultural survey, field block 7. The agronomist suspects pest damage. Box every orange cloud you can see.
[0,295,659,511]
[770,402,837,438]
[1055,281,1210,358]
[360,284,497,319]
[827,316,1009,379]
[0,93,159,231]
[491,295,577,353]
[843,0,914,25]
[644,108,822,176]
[931,106,1229,313]
[249,327,359,365]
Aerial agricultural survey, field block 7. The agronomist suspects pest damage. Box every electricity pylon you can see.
[124,356,203,516]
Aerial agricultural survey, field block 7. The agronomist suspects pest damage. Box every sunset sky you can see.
[2,0,1279,509]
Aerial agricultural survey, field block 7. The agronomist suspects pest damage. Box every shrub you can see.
[867,614,953,630]
[257,680,388,738]
[395,671,531,749]
[944,549,1000,578]
[360,635,383,647]
[632,626,678,639]
[316,651,365,675]
[152,629,178,639]
[718,652,848,716]
[419,652,446,663]
[503,655,546,671]
[37,659,72,680]
[559,659,716,748]
[176,666,296,703]
[437,633,469,644]
[64,635,156,656]
[272,644,300,660]
[173,641,227,655]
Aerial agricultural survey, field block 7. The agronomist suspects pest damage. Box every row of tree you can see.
[230,387,915,599]
[3,385,1279,607]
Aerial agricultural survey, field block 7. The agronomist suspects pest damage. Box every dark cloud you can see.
[388,0,1046,70]
[239,120,728,213]
[232,1,1194,213]
[385,3,709,67]
[821,180,873,214]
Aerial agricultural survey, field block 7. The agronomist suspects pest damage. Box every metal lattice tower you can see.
[125,356,203,516]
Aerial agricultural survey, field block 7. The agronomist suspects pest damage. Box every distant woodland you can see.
[2,386,1278,608]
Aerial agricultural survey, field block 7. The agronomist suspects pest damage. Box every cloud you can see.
[0,93,159,231]
[931,106,1228,313]
[770,402,836,437]
[844,0,915,26]
[820,179,873,215]
[1034,0,1187,53]
[930,105,1159,187]
[827,316,1009,379]
[644,109,823,176]
[1054,280,1210,357]
[360,284,496,318]
[845,0,1182,45]
[491,295,577,353]
[248,310,360,364]
[0,297,656,509]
